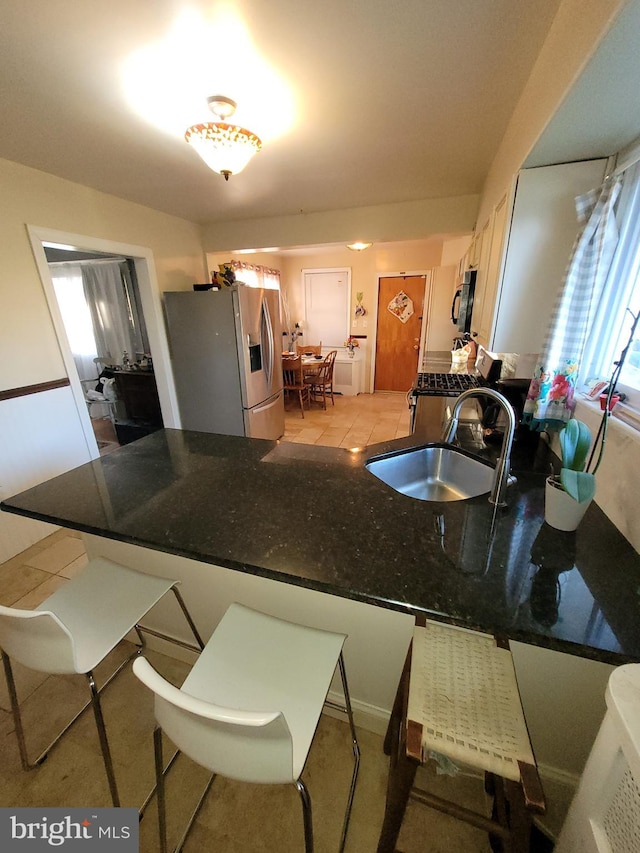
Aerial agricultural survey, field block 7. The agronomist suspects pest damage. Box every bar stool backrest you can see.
[133,657,295,785]
[0,606,76,674]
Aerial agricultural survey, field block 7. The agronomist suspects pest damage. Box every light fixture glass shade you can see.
[346,242,372,251]
[185,122,262,179]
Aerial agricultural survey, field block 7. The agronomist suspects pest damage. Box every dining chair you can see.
[80,376,118,423]
[0,556,204,807]
[296,343,322,356]
[93,356,117,372]
[377,616,545,853]
[133,602,360,853]
[283,355,311,417]
[305,350,337,409]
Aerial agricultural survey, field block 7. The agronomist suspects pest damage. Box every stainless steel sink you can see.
[365,444,494,502]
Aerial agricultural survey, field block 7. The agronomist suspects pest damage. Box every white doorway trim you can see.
[27,225,181,456]
[368,270,432,393]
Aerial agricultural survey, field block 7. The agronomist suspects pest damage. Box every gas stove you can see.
[410,348,505,434]
[413,347,504,396]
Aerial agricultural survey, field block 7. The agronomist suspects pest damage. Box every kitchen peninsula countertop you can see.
[2,428,639,665]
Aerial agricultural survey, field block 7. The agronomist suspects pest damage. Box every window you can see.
[228,261,280,289]
[581,159,640,418]
[609,275,640,406]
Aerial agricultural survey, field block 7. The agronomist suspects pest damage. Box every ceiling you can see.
[0,0,563,226]
[524,0,640,170]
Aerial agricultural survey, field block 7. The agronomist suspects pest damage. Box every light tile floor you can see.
[0,396,505,850]
[283,390,412,448]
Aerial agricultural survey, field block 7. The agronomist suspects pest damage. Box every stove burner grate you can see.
[414,372,481,396]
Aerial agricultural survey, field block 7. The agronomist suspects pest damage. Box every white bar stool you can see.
[0,556,204,807]
[133,602,360,853]
[555,663,640,852]
[377,617,545,852]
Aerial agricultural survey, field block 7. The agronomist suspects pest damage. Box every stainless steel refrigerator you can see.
[164,286,285,439]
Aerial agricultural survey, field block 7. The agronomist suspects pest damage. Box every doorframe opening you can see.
[369,270,432,393]
[27,225,181,457]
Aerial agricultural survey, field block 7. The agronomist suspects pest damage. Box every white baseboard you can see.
[324,689,390,736]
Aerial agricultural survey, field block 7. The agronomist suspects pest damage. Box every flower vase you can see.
[348,349,355,358]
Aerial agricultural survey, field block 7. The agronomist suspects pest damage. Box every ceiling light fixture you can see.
[185,95,262,181]
[346,242,372,251]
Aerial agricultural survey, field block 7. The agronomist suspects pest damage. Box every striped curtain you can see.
[523,177,622,431]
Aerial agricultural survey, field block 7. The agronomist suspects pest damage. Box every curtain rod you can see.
[47,257,128,266]
[608,133,640,179]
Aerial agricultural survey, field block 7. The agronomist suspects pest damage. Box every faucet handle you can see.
[442,416,459,444]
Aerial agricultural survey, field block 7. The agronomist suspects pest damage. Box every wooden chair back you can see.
[282,355,309,417]
[316,349,337,383]
[305,351,337,409]
[296,343,322,356]
[282,356,305,389]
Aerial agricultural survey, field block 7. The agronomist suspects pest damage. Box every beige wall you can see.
[476,0,626,226]
[279,241,445,328]
[0,157,207,556]
[209,239,454,387]
[201,194,479,253]
[0,157,206,392]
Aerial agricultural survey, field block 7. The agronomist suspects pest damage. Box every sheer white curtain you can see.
[50,263,99,383]
[82,260,145,364]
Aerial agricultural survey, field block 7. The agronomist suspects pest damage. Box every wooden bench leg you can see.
[377,647,417,853]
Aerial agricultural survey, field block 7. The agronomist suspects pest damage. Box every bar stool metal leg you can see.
[87,670,120,807]
[337,652,361,853]
[153,727,168,853]
[2,650,31,771]
[296,779,314,853]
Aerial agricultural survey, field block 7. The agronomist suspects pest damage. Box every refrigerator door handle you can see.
[451,288,461,324]
[252,395,281,415]
[261,294,274,386]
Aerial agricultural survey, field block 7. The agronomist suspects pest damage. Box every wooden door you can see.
[374,276,425,391]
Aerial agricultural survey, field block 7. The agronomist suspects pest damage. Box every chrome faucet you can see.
[442,387,516,506]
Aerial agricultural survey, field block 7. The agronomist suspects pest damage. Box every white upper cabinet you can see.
[491,160,607,356]
[478,193,510,347]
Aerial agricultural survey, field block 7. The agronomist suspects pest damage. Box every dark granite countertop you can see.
[2,428,639,665]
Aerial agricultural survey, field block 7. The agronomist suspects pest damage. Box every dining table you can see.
[282,352,324,379]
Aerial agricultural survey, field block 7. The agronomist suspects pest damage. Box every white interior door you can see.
[303,269,351,347]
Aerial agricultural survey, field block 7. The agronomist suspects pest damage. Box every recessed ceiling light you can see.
[233,247,280,254]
